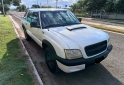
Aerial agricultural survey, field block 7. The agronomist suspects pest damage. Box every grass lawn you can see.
[0,15,33,85]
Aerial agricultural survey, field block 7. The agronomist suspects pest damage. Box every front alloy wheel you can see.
[45,47,60,73]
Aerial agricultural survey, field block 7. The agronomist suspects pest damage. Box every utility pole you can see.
[47,0,48,7]
[37,0,38,8]
[2,0,5,16]
[56,0,58,8]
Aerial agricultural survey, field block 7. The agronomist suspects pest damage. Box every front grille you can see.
[85,40,107,57]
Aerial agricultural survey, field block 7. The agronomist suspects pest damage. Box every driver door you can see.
[30,11,43,46]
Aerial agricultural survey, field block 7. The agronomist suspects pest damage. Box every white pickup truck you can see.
[21,8,112,73]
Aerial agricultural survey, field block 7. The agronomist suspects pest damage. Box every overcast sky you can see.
[10,0,78,9]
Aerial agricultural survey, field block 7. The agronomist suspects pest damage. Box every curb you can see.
[9,15,44,85]
[82,22,124,34]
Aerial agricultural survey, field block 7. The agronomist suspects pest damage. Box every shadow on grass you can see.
[2,38,20,59]
[0,38,32,85]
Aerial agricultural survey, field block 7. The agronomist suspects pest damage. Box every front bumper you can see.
[56,45,113,72]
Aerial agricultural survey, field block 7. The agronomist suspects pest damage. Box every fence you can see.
[91,10,124,20]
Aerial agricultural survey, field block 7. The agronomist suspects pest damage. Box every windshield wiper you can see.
[44,24,64,28]
[62,22,81,26]
[43,23,81,29]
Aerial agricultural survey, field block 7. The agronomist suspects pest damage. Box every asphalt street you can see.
[82,17,124,27]
[9,11,124,85]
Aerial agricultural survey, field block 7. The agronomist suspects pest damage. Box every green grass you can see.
[75,13,88,17]
[0,15,33,85]
[82,22,124,34]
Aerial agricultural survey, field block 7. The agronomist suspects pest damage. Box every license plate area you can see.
[95,57,105,63]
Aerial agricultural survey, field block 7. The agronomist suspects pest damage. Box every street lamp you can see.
[1,0,5,16]
[56,0,58,8]
[37,0,38,8]
[47,0,48,7]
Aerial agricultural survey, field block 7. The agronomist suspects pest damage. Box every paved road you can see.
[10,11,124,85]
[82,17,124,27]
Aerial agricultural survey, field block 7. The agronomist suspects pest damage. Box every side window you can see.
[31,12,40,27]
[26,11,33,23]
[26,11,40,27]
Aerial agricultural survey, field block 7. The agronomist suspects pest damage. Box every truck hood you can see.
[49,24,109,49]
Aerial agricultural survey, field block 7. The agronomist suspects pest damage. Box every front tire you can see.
[45,47,60,73]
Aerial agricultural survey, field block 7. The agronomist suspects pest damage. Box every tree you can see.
[70,3,77,13]
[31,4,40,8]
[116,0,124,13]
[41,5,52,8]
[70,0,107,13]
[103,0,116,12]
[0,0,21,14]
[13,0,21,6]
[83,0,107,11]
[16,4,26,12]
[0,4,10,14]
[70,0,124,13]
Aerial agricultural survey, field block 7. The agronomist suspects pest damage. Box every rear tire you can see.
[24,29,31,41]
[45,47,60,73]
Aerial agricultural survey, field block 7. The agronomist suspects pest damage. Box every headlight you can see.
[64,49,82,59]
[108,38,111,46]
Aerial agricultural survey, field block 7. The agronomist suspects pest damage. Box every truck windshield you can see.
[40,10,80,28]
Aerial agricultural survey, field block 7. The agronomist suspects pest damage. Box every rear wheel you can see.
[45,47,60,73]
[24,29,31,41]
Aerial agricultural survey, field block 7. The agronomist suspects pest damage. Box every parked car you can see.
[21,8,113,73]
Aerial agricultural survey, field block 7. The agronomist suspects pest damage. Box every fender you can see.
[42,40,57,55]
[22,24,26,30]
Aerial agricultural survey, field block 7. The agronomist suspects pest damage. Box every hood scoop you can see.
[66,26,86,31]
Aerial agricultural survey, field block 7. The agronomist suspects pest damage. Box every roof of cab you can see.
[29,8,68,11]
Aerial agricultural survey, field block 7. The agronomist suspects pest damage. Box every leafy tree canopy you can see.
[31,4,40,8]
[41,5,52,8]
[0,0,21,14]
[0,0,21,6]
[16,4,26,12]
[70,0,124,13]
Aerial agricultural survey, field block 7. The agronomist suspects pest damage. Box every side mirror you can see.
[30,22,40,28]
[30,22,37,27]
[77,18,82,22]
[21,16,25,19]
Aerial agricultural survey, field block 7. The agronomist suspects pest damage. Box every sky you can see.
[10,0,78,9]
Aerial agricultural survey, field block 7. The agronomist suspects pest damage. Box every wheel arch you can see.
[42,40,57,55]
[22,24,26,30]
